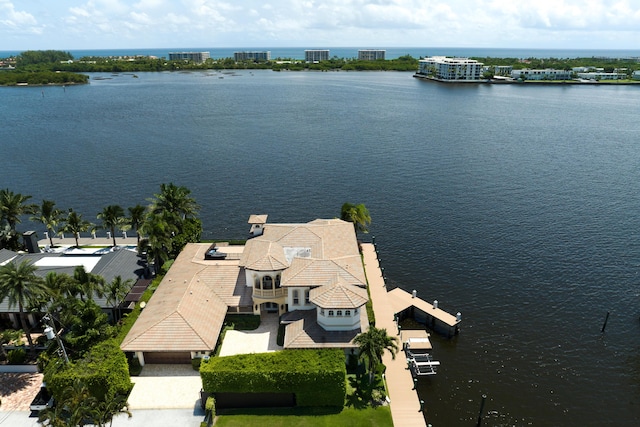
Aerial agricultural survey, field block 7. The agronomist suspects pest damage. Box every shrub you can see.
[45,339,132,402]
[200,349,346,407]
[192,357,202,371]
[7,348,26,364]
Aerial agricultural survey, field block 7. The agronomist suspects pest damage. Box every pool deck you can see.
[362,243,427,427]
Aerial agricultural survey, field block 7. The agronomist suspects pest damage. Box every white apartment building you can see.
[510,69,573,81]
[418,56,484,81]
[358,50,386,60]
[234,51,271,61]
[576,72,627,81]
[305,50,330,62]
[168,52,211,63]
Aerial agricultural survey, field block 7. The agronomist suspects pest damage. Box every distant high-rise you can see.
[234,51,271,61]
[305,50,330,63]
[358,50,386,60]
[168,52,211,63]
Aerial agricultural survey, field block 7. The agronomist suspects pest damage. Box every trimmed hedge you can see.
[45,339,133,402]
[200,349,346,407]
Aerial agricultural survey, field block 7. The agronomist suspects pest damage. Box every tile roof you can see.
[282,257,366,288]
[120,243,249,352]
[238,239,288,271]
[283,309,368,349]
[309,277,368,309]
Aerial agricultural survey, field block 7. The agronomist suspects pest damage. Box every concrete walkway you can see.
[362,243,427,427]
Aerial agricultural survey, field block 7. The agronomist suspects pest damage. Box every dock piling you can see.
[475,394,487,427]
[601,311,610,333]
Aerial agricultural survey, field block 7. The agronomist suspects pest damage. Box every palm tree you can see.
[140,212,176,274]
[340,202,372,234]
[30,199,63,248]
[149,182,200,224]
[73,265,105,302]
[0,188,37,231]
[105,276,132,322]
[62,209,93,247]
[0,260,49,353]
[97,205,126,247]
[353,326,399,383]
[127,204,146,244]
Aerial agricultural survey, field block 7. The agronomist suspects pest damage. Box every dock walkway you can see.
[362,243,427,427]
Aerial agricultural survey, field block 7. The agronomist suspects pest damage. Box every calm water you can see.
[2,70,640,426]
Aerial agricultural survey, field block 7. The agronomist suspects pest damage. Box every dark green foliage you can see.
[45,339,133,403]
[224,314,260,330]
[200,349,346,407]
[7,347,26,364]
[16,50,73,66]
[0,71,88,86]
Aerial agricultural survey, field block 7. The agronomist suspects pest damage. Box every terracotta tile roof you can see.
[282,257,366,288]
[283,309,368,349]
[248,214,268,224]
[120,243,246,353]
[309,277,368,309]
[238,239,288,271]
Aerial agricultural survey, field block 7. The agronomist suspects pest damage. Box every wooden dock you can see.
[362,243,427,427]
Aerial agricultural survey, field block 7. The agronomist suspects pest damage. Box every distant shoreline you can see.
[412,73,640,85]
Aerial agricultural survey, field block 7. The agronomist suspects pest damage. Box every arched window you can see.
[275,274,281,288]
[254,277,260,289]
[337,310,342,317]
[328,310,334,316]
[293,290,299,305]
[263,275,273,290]
[304,289,310,304]
[345,310,351,317]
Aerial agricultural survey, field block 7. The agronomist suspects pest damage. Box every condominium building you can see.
[305,50,330,63]
[358,50,386,60]
[234,51,271,61]
[510,69,573,81]
[168,52,211,63]
[418,56,484,81]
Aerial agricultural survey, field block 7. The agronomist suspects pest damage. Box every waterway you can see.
[1,70,640,426]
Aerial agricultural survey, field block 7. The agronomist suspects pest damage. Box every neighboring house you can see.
[0,248,146,328]
[576,72,627,80]
[417,56,484,81]
[121,216,370,365]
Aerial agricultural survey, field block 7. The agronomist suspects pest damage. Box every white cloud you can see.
[3,0,640,50]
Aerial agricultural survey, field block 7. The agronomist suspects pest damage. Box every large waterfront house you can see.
[120,216,370,365]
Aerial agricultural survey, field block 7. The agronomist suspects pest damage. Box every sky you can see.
[1,0,640,51]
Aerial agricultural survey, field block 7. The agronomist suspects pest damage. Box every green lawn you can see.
[213,406,392,427]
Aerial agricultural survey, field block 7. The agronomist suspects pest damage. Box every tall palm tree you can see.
[105,276,132,322]
[0,260,49,353]
[0,188,37,231]
[62,209,93,247]
[353,326,399,383]
[127,204,146,244]
[73,265,105,302]
[97,205,126,247]
[149,182,200,224]
[30,199,63,248]
[140,212,176,274]
[340,202,372,234]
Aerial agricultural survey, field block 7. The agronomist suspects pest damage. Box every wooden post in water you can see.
[601,311,610,333]
[476,394,487,427]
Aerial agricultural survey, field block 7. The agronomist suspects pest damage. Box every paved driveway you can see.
[128,364,203,410]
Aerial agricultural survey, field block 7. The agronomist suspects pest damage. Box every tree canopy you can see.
[341,202,372,234]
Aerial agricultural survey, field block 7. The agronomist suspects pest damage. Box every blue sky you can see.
[2,0,640,50]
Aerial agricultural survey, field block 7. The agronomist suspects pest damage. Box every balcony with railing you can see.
[253,287,286,299]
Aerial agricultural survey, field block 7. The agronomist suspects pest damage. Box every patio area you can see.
[218,313,280,357]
